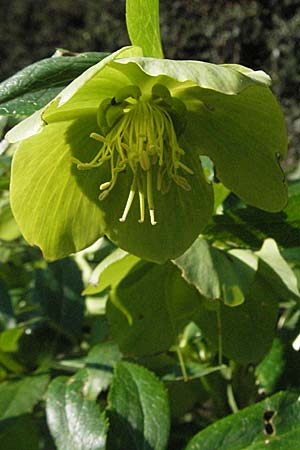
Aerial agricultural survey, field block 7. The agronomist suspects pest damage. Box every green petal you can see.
[11,115,213,262]
[101,152,213,263]
[114,57,271,93]
[43,47,143,123]
[6,46,143,143]
[181,86,287,211]
[11,116,105,259]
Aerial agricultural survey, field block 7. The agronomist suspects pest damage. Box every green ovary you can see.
[72,86,193,225]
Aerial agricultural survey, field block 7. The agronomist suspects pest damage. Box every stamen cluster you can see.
[72,84,193,225]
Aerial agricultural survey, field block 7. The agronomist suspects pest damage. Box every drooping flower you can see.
[7,46,287,263]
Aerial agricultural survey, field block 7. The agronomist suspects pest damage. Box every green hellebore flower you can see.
[7,46,287,263]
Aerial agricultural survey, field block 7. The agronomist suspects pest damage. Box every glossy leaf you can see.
[107,262,201,355]
[107,361,170,450]
[185,391,300,450]
[46,373,108,450]
[0,374,50,420]
[84,342,122,399]
[126,0,163,58]
[0,52,109,118]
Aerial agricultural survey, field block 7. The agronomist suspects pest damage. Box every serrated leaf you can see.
[0,52,109,117]
[185,391,300,450]
[46,373,108,450]
[107,262,201,356]
[126,0,163,58]
[84,342,122,399]
[107,361,170,450]
[0,374,50,420]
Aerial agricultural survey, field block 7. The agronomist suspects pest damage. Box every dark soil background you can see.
[1,0,300,163]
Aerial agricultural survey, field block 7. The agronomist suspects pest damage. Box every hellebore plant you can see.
[7,12,287,263]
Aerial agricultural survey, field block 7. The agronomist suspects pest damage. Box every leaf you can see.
[106,262,201,355]
[32,258,84,339]
[0,328,24,352]
[83,248,140,295]
[46,373,108,450]
[203,195,300,249]
[255,338,285,395]
[173,237,258,306]
[0,280,15,330]
[126,0,163,58]
[195,273,279,364]
[84,342,122,399]
[0,415,39,450]
[0,52,109,118]
[185,391,300,450]
[0,374,50,420]
[107,361,170,450]
[256,238,300,300]
[0,204,20,241]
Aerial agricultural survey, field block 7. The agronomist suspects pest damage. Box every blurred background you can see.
[1,0,300,163]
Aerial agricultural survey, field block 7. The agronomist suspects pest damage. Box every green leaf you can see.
[256,238,300,300]
[0,374,50,420]
[0,328,24,352]
[0,280,15,330]
[203,196,300,249]
[126,0,163,58]
[83,248,140,295]
[46,373,108,450]
[174,237,258,306]
[32,258,84,339]
[0,204,20,241]
[107,361,170,450]
[0,415,39,450]
[196,274,279,364]
[0,52,109,118]
[84,342,122,399]
[255,338,285,395]
[185,391,300,450]
[107,262,201,355]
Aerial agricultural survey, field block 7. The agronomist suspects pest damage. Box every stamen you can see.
[73,86,192,225]
[119,180,137,222]
[147,169,157,225]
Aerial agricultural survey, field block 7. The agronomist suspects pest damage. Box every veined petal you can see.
[43,46,143,123]
[6,46,143,143]
[181,85,287,212]
[10,116,106,259]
